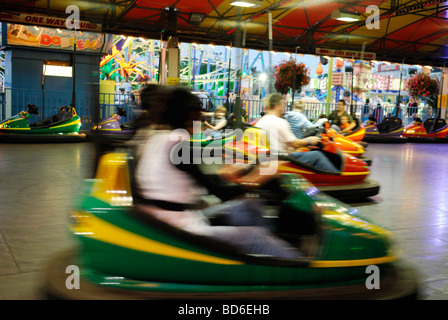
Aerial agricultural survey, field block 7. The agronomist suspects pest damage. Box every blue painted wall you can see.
[4,46,99,92]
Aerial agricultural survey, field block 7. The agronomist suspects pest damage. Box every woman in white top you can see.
[132,85,302,259]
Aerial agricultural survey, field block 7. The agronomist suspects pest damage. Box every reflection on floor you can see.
[0,141,447,300]
[349,143,448,300]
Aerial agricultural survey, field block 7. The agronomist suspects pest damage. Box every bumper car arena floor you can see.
[0,141,447,300]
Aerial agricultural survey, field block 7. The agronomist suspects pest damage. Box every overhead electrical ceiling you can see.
[2,0,448,66]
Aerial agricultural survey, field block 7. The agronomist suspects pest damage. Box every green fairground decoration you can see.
[407,72,440,109]
[274,59,311,95]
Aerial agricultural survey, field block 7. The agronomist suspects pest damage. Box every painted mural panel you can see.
[6,24,105,53]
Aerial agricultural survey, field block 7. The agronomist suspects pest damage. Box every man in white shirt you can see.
[256,93,339,172]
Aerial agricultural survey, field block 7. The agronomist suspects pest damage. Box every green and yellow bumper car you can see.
[43,152,418,300]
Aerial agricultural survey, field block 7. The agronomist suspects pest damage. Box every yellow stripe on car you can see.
[309,255,397,268]
[278,165,314,175]
[71,212,244,266]
[51,119,81,129]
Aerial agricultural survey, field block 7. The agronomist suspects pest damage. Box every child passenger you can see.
[202,105,228,138]
[339,115,352,133]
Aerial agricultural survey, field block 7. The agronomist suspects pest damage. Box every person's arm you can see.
[201,112,214,117]
[280,120,321,149]
[204,119,227,131]
[172,140,245,201]
[295,112,316,130]
[288,136,321,149]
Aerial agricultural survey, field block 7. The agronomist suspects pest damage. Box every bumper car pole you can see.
[71,29,77,108]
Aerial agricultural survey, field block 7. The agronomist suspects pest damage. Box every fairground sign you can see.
[6,24,105,53]
[0,12,101,32]
[316,48,376,60]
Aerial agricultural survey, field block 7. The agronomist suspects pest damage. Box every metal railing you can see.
[301,102,437,125]
[0,89,140,129]
[0,88,441,129]
[197,96,264,122]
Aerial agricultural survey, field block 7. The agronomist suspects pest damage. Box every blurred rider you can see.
[256,93,339,173]
[328,99,356,133]
[132,85,302,259]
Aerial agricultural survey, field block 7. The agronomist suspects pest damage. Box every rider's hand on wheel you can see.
[218,164,250,180]
[235,161,288,189]
[304,136,321,146]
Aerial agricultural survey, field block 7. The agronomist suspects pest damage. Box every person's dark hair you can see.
[140,85,201,129]
[138,85,211,130]
[338,99,346,105]
[140,84,164,112]
[134,84,169,128]
[366,99,370,103]
[164,87,201,129]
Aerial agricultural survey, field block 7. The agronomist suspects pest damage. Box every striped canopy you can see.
[1,0,448,66]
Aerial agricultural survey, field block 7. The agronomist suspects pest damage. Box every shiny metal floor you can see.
[0,141,447,300]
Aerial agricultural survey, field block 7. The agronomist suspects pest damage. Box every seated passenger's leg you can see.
[289,151,339,173]
[330,124,341,132]
[210,226,302,258]
[201,198,267,228]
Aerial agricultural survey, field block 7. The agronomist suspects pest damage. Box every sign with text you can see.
[331,72,345,86]
[0,12,101,32]
[167,77,180,86]
[6,24,104,52]
[316,48,376,60]
[378,64,400,72]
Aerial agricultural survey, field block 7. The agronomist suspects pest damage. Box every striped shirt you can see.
[284,110,316,139]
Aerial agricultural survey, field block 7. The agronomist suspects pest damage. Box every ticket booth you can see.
[1,23,110,128]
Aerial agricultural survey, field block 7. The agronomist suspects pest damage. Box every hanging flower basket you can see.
[407,72,440,108]
[273,59,311,95]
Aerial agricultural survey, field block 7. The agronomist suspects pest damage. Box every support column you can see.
[166,36,180,86]
[439,68,448,119]
[159,40,167,85]
[325,57,334,115]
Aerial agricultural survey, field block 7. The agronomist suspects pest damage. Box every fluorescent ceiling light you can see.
[331,9,361,22]
[336,17,359,22]
[43,65,72,77]
[230,0,263,8]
